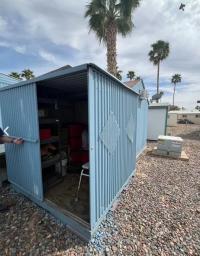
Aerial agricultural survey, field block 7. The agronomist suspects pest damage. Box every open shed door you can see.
[0,84,43,200]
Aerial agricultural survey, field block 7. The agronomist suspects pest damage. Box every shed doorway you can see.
[36,71,90,225]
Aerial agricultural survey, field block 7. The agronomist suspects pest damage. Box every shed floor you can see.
[45,173,89,223]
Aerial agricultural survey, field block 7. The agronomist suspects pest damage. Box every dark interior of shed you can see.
[36,71,90,225]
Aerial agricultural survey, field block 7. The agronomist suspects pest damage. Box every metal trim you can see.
[0,63,138,96]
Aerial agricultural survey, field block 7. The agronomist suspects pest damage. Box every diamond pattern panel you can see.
[100,112,120,154]
[127,114,134,143]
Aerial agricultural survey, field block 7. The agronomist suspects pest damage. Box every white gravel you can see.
[0,124,200,255]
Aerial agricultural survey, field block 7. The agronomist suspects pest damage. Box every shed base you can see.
[136,145,147,159]
[90,168,136,237]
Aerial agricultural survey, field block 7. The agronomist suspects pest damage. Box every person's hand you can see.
[13,138,24,145]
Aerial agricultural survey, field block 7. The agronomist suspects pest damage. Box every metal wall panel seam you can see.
[88,68,97,229]
[34,84,43,200]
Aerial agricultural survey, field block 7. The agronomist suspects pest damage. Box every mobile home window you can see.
[182,114,187,118]
[196,114,200,118]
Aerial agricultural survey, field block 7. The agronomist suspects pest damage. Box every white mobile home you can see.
[168,111,200,126]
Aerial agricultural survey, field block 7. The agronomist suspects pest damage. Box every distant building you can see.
[147,103,169,140]
[168,111,200,126]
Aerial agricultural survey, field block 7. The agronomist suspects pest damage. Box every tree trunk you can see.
[106,22,117,77]
[156,61,160,103]
[173,83,176,106]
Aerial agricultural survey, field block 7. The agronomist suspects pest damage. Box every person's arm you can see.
[0,136,24,145]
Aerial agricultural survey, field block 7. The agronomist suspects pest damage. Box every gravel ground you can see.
[0,124,200,255]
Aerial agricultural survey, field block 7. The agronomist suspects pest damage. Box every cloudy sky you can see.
[0,0,199,109]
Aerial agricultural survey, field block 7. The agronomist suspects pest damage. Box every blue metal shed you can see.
[124,80,148,157]
[0,64,138,240]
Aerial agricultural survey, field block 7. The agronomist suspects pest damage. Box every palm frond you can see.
[85,0,141,41]
[117,16,133,36]
[171,74,182,84]
[149,40,170,65]
[88,13,107,42]
[85,0,106,18]
[120,0,140,17]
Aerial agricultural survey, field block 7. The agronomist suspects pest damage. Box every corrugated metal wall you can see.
[0,84,43,200]
[136,98,148,156]
[0,74,19,128]
[88,68,137,231]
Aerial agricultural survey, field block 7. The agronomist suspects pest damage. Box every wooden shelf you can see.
[42,154,60,169]
[39,118,60,124]
[38,98,56,105]
[38,98,72,107]
[40,136,59,145]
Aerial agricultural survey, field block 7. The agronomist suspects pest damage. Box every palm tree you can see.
[116,69,123,80]
[9,72,22,80]
[127,71,135,80]
[21,69,35,80]
[85,0,140,77]
[171,74,181,106]
[148,40,170,99]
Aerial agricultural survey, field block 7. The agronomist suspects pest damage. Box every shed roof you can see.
[149,103,169,109]
[169,110,200,115]
[124,79,145,94]
[38,65,72,77]
[124,79,141,88]
[0,73,20,84]
[0,63,137,96]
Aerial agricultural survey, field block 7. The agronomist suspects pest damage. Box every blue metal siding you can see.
[0,84,43,200]
[0,74,19,128]
[89,68,137,231]
[129,80,148,157]
[136,98,148,156]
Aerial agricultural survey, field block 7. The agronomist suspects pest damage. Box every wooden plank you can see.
[148,147,189,161]
[45,199,90,229]
[40,136,59,145]
[180,151,189,161]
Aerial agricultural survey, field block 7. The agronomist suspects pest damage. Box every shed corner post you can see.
[135,96,139,158]
[165,107,169,135]
[88,67,96,231]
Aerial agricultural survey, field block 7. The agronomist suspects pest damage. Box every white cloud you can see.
[162,82,200,109]
[39,50,59,64]
[0,41,9,48]
[0,16,7,32]
[14,46,26,54]
[0,40,26,54]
